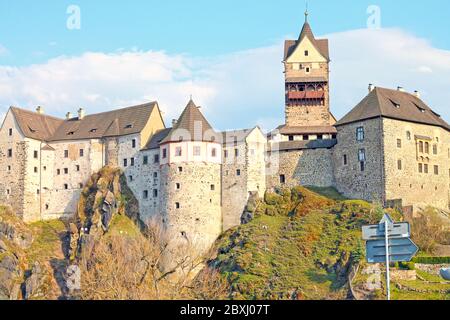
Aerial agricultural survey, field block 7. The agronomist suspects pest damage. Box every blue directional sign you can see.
[362,222,410,240]
[366,237,419,263]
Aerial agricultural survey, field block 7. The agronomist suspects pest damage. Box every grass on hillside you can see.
[211,187,387,300]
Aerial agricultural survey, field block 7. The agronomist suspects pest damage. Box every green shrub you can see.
[412,256,450,264]
[398,261,415,270]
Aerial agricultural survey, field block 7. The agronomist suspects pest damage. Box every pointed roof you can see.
[335,87,450,131]
[284,17,330,62]
[161,99,217,144]
[10,107,64,141]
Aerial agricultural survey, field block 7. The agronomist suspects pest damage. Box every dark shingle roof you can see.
[10,107,64,141]
[9,102,159,142]
[221,128,256,145]
[335,87,450,131]
[161,100,217,143]
[143,128,172,150]
[284,22,330,62]
[269,139,337,152]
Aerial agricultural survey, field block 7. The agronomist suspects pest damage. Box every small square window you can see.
[305,67,310,73]
[210,184,215,191]
[303,135,309,141]
[178,167,183,173]
[289,135,294,141]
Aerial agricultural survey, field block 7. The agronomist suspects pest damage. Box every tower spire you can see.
[305,2,309,23]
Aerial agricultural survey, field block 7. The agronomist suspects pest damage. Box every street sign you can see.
[362,213,419,301]
[366,237,419,263]
[362,222,410,240]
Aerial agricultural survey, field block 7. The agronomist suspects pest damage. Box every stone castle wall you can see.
[382,118,449,210]
[266,148,335,190]
[160,162,222,254]
[333,118,385,203]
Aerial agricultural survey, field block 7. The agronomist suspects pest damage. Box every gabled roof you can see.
[161,99,217,144]
[221,127,262,145]
[143,128,172,150]
[284,21,330,62]
[335,87,450,131]
[9,101,160,142]
[10,107,64,141]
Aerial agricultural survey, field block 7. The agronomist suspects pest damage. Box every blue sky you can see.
[1,0,450,130]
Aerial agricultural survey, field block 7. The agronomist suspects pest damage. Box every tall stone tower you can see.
[159,99,222,259]
[283,11,336,131]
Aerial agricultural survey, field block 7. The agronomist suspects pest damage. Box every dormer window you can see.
[67,131,75,135]
[90,128,97,133]
[414,102,426,113]
[125,124,133,129]
[389,100,400,109]
[28,125,37,133]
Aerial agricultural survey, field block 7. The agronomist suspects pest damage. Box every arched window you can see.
[406,131,411,140]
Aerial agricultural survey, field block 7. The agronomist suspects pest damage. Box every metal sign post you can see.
[363,214,418,301]
[384,220,390,301]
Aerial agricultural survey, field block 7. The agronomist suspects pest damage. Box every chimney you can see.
[413,90,421,98]
[36,106,44,114]
[78,108,85,120]
[368,84,374,92]
[172,119,178,127]
[66,112,72,120]
[397,86,405,92]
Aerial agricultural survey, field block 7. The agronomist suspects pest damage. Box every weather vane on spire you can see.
[305,1,309,23]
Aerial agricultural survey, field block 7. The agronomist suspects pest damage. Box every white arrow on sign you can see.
[362,222,410,240]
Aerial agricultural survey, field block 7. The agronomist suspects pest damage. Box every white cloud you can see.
[0,28,449,132]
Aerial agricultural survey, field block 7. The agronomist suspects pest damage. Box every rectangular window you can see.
[434,165,439,175]
[153,172,158,178]
[8,128,12,136]
[129,175,133,182]
[418,163,423,173]
[175,202,180,209]
[132,139,136,148]
[143,156,148,165]
[211,148,217,157]
[224,150,229,158]
[397,160,402,170]
[152,154,159,164]
[280,175,286,184]
[419,141,424,153]
[8,149,12,157]
[80,149,84,157]
[289,135,294,141]
[305,50,309,56]
[76,165,80,172]
[356,127,365,142]
[358,149,366,162]
[424,164,429,174]
[235,149,239,157]
[303,135,309,141]
[360,161,365,172]
[343,155,348,166]
[143,190,148,199]
[34,167,38,173]
[193,146,201,156]
[123,159,128,167]
[397,139,402,148]
[64,184,68,190]
[64,150,69,158]
[237,169,241,176]
[175,147,182,157]
[433,145,438,155]
[425,142,430,154]
[34,150,39,159]
[57,169,61,175]
[317,134,323,140]
[64,168,68,174]
[178,167,183,173]
[176,183,181,190]
[153,189,159,198]
[130,158,135,166]
[210,184,215,191]
[162,148,167,159]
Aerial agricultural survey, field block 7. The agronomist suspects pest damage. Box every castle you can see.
[1,13,449,253]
